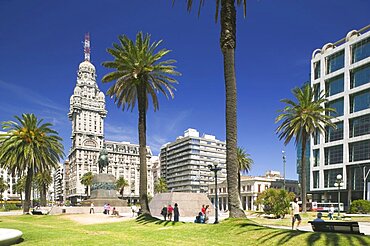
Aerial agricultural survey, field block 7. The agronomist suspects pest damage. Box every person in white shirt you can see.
[131,204,137,217]
[90,202,94,214]
[328,204,334,220]
[291,197,302,230]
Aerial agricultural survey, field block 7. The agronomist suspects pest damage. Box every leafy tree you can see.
[116,177,129,199]
[80,171,94,197]
[34,170,52,206]
[102,32,180,215]
[256,188,295,218]
[237,147,253,197]
[0,177,8,203]
[0,113,64,214]
[154,178,168,194]
[275,84,335,212]
[174,0,247,218]
[14,176,26,202]
[349,200,370,214]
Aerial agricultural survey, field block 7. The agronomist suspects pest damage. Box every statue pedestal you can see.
[83,173,126,207]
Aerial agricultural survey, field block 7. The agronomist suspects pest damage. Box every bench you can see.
[308,221,364,235]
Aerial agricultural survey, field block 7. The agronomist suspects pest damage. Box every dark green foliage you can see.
[350,200,370,214]
[256,188,295,218]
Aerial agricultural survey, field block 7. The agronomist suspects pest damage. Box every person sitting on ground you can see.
[313,212,324,222]
[112,207,119,216]
[194,212,205,224]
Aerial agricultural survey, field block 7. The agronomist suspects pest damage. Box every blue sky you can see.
[0,0,369,179]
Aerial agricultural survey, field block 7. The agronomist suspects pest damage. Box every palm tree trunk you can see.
[238,171,241,198]
[137,83,150,215]
[24,167,33,214]
[301,135,307,213]
[40,183,47,206]
[221,0,245,218]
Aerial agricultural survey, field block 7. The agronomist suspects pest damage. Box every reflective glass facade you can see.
[327,98,344,117]
[313,149,320,167]
[352,37,370,63]
[326,75,344,96]
[324,145,343,165]
[350,89,370,113]
[349,114,370,138]
[324,168,342,188]
[313,171,319,188]
[325,121,343,142]
[351,64,370,88]
[314,61,321,79]
[327,50,344,74]
[349,140,370,162]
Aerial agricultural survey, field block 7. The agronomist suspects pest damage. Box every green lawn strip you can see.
[0,215,369,245]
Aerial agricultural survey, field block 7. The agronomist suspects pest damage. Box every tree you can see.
[116,177,129,199]
[174,0,247,218]
[80,172,94,197]
[256,188,295,218]
[0,177,8,203]
[275,84,335,212]
[154,178,168,194]
[0,113,64,214]
[14,176,26,203]
[237,147,253,197]
[102,32,180,215]
[34,171,52,206]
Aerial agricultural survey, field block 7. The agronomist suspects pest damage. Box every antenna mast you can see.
[84,33,90,62]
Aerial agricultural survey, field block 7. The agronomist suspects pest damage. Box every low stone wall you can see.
[48,206,132,215]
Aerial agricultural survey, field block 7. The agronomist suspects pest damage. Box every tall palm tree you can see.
[116,177,129,199]
[35,171,52,206]
[80,171,94,198]
[174,0,247,217]
[0,177,8,203]
[154,177,168,194]
[14,176,26,204]
[0,113,64,214]
[237,147,253,197]
[102,32,180,215]
[275,84,335,212]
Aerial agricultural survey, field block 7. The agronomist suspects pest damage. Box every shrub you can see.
[256,188,295,218]
[1,203,19,211]
[349,200,370,214]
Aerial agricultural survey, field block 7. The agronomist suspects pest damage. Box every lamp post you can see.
[208,162,222,224]
[282,150,286,190]
[334,174,344,217]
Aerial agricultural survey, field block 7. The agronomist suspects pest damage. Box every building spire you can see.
[84,33,90,62]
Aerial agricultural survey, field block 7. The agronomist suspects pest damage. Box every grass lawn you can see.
[0,215,369,245]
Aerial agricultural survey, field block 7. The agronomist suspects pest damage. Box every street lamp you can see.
[208,162,222,224]
[282,150,286,190]
[334,174,344,217]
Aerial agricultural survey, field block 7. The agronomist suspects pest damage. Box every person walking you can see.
[89,202,95,214]
[103,203,107,214]
[107,204,111,215]
[204,205,210,223]
[291,197,302,230]
[161,205,167,221]
[328,204,334,220]
[131,204,137,217]
[167,204,174,221]
[174,203,180,222]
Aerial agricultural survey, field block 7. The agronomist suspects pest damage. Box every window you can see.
[325,121,343,142]
[313,171,319,188]
[314,61,321,79]
[351,64,370,88]
[247,185,251,191]
[349,140,370,162]
[350,114,370,138]
[258,184,261,193]
[314,129,320,145]
[350,89,370,113]
[324,145,343,165]
[327,50,344,74]
[314,83,320,101]
[325,74,344,96]
[327,98,344,117]
[352,37,370,63]
[324,168,342,188]
[313,149,320,167]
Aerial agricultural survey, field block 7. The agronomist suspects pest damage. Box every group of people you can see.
[102,203,119,216]
[161,203,180,222]
[194,204,210,224]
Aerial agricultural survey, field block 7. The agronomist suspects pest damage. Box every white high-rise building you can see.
[310,26,370,207]
[66,34,153,204]
[160,128,226,193]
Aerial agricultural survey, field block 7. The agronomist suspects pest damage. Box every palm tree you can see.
[174,0,247,218]
[0,177,8,203]
[102,32,180,215]
[154,178,168,194]
[35,171,52,206]
[14,177,26,204]
[237,147,253,197]
[116,177,129,199]
[0,113,64,214]
[80,171,94,198]
[275,84,335,212]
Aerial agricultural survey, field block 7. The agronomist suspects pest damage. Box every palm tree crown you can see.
[154,177,168,194]
[80,171,94,197]
[276,84,335,212]
[102,32,180,215]
[237,147,253,174]
[0,113,64,213]
[116,177,129,198]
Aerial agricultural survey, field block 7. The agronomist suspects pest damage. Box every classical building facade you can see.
[309,26,370,208]
[160,128,226,193]
[66,34,153,203]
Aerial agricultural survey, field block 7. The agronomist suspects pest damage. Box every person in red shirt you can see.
[167,204,174,221]
[201,204,206,215]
